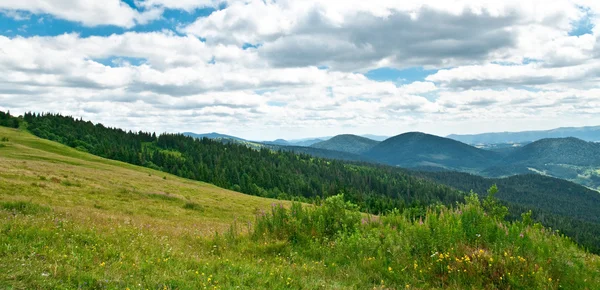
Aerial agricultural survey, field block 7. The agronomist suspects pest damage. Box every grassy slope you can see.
[1,127,600,289]
[0,127,291,288]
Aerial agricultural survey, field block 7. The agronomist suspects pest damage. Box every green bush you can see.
[253,194,361,244]
[1,201,50,215]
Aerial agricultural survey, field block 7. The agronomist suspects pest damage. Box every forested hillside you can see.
[0,111,19,128]
[365,132,500,171]
[417,170,600,253]
[22,112,461,214]
[4,111,600,253]
[311,134,379,154]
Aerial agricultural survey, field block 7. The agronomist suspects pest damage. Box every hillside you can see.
[266,144,373,162]
[504,137,600,166]
[183,132,245,142]
[310,134,380,154]
[449,125,600,144]
[365,132,499,171]
[0,126,284,234]
[20,112,466,213]
[12,112,600,253]
[2,126,599,289]
[483,138,600,190]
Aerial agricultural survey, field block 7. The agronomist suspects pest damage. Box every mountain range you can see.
[448,125,600,144]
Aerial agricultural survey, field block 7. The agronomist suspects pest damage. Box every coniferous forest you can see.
[2,111,600,253]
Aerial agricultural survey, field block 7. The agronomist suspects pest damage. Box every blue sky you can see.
[0,1,598,140]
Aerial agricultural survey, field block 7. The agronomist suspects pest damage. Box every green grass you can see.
[1,126,600,289]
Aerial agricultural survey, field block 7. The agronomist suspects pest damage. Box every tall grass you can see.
[1,189,599,289]
[239,190,600,289]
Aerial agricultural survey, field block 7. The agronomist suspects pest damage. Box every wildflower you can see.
[388,266,393,272]
[548,278,552,282]
[100,262,105,267]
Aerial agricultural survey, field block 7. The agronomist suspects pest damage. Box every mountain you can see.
[310,134,380,154]
[365,132,499,171]
[360,134,389,141]
[483,137,600,190]
[262,139,290,145]
[448,125,600,144]
[289,138,324,146]
[286,137,330,146]
[264,144,373,163]
[504,137,600,166]
[183,132,245,141]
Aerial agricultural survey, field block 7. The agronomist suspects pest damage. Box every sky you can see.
[0,0,599,141]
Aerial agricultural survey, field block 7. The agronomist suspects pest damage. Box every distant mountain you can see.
[505,137,600,166]
[289,138,325,146]
[262,139,291,146]
[483,137,600,190]
[266,144,373,163]
[360,134,389,141]
[365,132,499,171]
[448,125,600,144]
[310,134,380,154]
[183,132,245,142]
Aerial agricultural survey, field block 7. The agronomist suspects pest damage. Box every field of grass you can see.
[1,126,600,289]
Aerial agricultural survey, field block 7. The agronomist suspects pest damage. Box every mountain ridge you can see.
[448,125,600,144]
[310,134,380,154]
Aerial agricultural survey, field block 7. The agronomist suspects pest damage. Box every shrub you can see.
[253,194,361,244]
[1,201,50,215]
[183,202,203,211]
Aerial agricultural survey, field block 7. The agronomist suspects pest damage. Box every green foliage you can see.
[20,112,464,215]
[418,171,600,253]
[240,188,600,289]
[1,201,50,215]
[483,184,509,220]
[253,195,362,244]
[183,202,204,212]
[0,111,19,129]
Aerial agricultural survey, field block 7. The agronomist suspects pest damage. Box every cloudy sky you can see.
[0,0,599,140]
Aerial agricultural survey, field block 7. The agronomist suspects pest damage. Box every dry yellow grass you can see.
[0,126,289,237]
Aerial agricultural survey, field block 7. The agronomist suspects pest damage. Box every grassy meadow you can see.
[1,126,600,289]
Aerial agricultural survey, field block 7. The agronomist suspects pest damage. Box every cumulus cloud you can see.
[0,0,162,27]
[1,0,600,139]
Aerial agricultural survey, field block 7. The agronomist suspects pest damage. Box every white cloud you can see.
[1,1,600,139]
[0,0,162,27]
[136,0,226,12]
[182,0,585,71]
